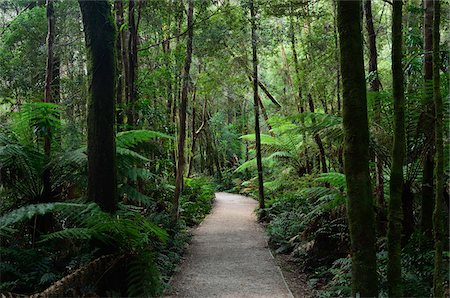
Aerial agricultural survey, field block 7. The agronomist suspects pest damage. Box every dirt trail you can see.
[166,192,293,298]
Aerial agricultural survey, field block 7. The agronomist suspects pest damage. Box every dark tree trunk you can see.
[127,0,139,127]
[173,0,194,223]
[79,0,118,213]
[250,0,265,212]
[114,1,125,129]
[337,1,378,296]
[387,1,405,296]
[364,0,385,212]
[307,94,327,173]
[421,0,434,238]
[289,15,303,113]
[432,1,444,295]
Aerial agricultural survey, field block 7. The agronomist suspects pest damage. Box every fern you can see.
[116,129,173,149]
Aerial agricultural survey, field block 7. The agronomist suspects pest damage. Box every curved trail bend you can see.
[167,192,293,298]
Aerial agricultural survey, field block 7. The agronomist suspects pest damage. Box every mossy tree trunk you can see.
[173,0,194,223]
[337,0,378,296]
[432,1,444,296]
[387,0,405,296]
[250,0,265,211]
[79,0,118,213]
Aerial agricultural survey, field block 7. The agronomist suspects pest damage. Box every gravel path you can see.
[166,192,293,298]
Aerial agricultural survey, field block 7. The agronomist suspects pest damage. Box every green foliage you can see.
[180,177,216,226]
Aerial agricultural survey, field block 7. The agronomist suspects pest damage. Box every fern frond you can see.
[116,130,173,149]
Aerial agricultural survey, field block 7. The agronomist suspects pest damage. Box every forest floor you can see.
[166,192,297,297]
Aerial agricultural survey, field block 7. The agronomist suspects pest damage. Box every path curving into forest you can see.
[166,192,294,298]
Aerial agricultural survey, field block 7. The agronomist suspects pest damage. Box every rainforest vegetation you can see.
[0,0,448,297]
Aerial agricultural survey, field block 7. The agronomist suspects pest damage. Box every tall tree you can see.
[387,0,405,296]
[364,0,384,211]
[127,0,141,126]
[250,0,265,211]
[337,0,378,296]
[432,0,444,296]
[173,0,194,222]
[79,0,118,213]
[42,0,55,202]
[421,0,434,237]
[114,0,125,128]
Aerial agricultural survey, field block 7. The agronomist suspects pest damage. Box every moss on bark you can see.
[337,1,378,296]
[79,0,118,213]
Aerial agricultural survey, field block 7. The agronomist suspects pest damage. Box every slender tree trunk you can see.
[332,0,341,115]
[307,94,327,173]
[188,94,207,178]
[289,15,303,113]
[114,1,125,129]
[127,0,138,127]
[337,1,378,296]
[173,0,194,223]
[387,2,405,296]
[43,0,54,202]
[421,0,434,238]
[250,0,265,212]
[79,0,118,213]
[35,0,56,242]
[432,1,444,296]
[364,0,385,212]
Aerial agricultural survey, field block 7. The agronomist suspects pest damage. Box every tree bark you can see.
[289,15,303,113]
[432,1,444,296]
[307,94,327,173]
[250,0,265,212]
[127,0,138,127]
[337,1,378,296]
[79,0,118,213]
[35,0,56,242]
[421,0,434,238]
[173,0,194,223]
[387,1,405,296]
[114,1,125,129]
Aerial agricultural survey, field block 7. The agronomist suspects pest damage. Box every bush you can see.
[180,176,216,226]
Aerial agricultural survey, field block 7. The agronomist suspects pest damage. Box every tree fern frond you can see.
[116,130,173,149]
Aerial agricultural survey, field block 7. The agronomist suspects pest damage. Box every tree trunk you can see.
[35,0,56,243]
[364,0,385,212]
[432,1,444,296]
[250,0,265,212]
[173,0,194,223]
[79,0,118,213]
[127,0,137,126]
[289,15,303,113]
[421,0,434,238]
[307,94,327,173]
[114,1,125,129]
[337,1,378,296]
[387,1,405,296]
[332,0,341,115]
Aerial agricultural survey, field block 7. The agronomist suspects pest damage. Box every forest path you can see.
[166,192,293,298]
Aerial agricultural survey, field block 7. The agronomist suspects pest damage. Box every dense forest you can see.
[0,0,448,297]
